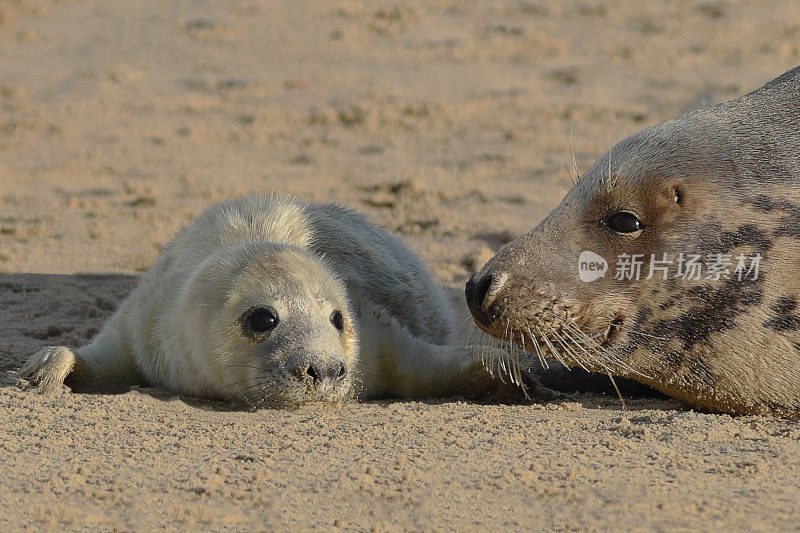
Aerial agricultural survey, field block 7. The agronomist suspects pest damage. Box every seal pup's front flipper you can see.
[352,293,517,400]
[17,326,139,393]
[17,346,84,392]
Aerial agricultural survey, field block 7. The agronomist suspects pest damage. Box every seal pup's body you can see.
[19,196,476,407]
[467,65,800,416]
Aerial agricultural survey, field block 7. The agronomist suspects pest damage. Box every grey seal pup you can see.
[19,196,486,407]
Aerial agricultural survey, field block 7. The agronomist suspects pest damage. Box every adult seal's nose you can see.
[465,273,492,311]
[465,272,507,328]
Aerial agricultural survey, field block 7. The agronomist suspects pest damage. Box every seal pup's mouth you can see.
[220,363,355,410]
[230,382,355,410]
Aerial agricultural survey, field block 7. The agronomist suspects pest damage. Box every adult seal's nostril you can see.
[466,273,490,312]
[474,274,494,309]
[466,272,508,329]
[465,273,482,309]
[466,272,508,309]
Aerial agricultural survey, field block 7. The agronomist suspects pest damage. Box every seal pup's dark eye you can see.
[604,212,642,234]
[242,307,279,335]
[330,309,344,332]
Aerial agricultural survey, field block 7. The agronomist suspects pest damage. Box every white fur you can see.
[18,196,480,405]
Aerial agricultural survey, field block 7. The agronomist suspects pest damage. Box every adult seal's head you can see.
[466,65,800,417]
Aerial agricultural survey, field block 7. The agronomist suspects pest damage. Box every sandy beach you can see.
[2,0,800,529]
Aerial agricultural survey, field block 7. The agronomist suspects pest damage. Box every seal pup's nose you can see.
[465,271,508,327]
[303,361,347,388]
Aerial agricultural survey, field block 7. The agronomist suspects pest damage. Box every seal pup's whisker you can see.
[222,377,266,391]
[570,121,580,183]
[565,159,577,189]
[221,364,264,371]
[234,379,276,394]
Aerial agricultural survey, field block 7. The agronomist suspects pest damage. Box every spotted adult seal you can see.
[18,196,484,407]
[466,65,800,416]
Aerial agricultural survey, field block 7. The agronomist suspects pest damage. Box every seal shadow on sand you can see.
[1,273,679,413]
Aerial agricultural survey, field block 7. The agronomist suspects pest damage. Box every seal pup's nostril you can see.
[335,362,347,380]
[305,363,320,383]
[303,362,347,386]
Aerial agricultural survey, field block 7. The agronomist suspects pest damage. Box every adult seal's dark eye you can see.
[330,309,344,332]
[605,212,642,234]
[243,307,279,335]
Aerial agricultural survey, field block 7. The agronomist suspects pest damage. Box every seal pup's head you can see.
[465,67,800,415]
[181,242,358,408]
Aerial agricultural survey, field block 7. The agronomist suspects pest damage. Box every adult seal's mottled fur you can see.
[18,196,480,408]
[466,66,800,417]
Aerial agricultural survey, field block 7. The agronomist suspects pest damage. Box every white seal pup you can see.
[18,196,481,407]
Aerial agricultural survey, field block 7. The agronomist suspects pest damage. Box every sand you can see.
[1,0,800,530]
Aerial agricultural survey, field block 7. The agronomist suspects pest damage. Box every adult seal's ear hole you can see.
[601,316,625,346]
[672,187,683,205]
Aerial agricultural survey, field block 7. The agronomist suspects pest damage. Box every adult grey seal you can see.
[466,65,800,417]
[18,196,482,407]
